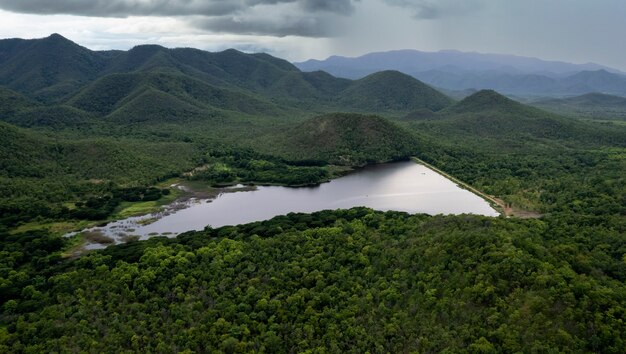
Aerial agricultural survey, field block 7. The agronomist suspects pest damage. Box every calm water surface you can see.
[76,161,499,248]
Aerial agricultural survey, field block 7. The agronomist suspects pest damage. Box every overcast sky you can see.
[0,0,624,70]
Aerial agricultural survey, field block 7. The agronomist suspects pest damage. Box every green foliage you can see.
[68,71,281,120]
[69,187,170,221]
[0,121,198,227]
[0,228,67,308]
[0,87,37,118]
[187,147,330,186]
[1,209,624,352]
[417,147,625,214]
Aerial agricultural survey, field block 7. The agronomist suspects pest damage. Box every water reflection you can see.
[74,161,499,248]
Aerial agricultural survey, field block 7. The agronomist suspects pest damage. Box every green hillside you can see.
[445,89,520,113]
[0,87,37,117]
[10,105,95,128]
[338,70,453,113]
[0,121,199,227]
[428,90,622,146]
[103,45,181,74]
[272,113,420,165]
[68,72,281,120]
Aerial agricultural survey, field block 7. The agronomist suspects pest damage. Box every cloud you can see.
[0,0,357,38]
[300,0,356,15]
[0,0,244,17]
[193,1,348,38]
[0,0,356,17]
[195,16,337,38]
[384,0,483,19]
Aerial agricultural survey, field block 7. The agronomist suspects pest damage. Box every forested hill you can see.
[429,90,624,146]
[272,113,420,165]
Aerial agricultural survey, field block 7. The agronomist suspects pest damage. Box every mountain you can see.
[0,34,106,101]
[0,35,454,121]
[532,92,626,120]
[415,90,623,147]
[295,49,621,78]
[557,70,626,95]
[274,113,419,165]
[445,89,529,114]
[336,71,453,113]
[413,70,558,96]
[295,50,626,97]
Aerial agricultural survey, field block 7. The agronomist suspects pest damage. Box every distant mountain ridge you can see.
[295,50,626,97]
[531,92,626,120]
[0,34,453,125]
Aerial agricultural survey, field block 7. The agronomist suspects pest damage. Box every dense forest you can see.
[2,208,624,352]
[1,34,625,352]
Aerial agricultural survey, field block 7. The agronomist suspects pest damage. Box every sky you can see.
[0,0,624,70]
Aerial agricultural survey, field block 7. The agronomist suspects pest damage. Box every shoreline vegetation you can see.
[411,157,542,218]
[57,158,487,252]
[10,150,571,254]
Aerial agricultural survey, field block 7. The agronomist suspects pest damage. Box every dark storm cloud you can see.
[0,0,355,17]
[384,0,483,19]
[0,0,356,37]
[195,16,336,38]
[301,0,356,15]
[0,0,240,17]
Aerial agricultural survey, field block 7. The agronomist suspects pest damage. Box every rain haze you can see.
[0,0,624,70]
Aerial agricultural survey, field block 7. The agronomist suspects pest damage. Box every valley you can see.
[0,34,625,353]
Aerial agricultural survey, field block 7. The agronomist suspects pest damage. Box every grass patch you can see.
[10,219,95,236]
[112,187,182,218]
[114,200,160,218]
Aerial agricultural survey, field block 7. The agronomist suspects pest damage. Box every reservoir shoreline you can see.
[67,160,499,251]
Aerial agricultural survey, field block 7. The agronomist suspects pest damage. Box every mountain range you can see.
[295,50,626,97]
[1,34,622,156]
[0,34,451,123]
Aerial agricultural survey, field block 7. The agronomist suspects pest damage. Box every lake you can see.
[75,161,499,249]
